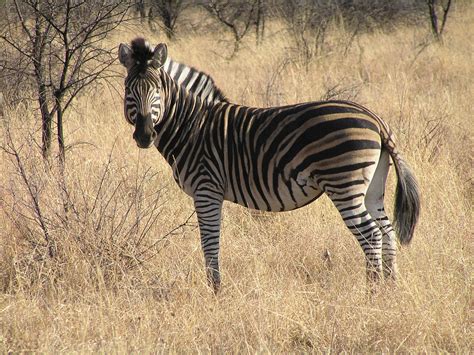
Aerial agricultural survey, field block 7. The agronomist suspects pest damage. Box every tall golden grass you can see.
[0,5,472,352]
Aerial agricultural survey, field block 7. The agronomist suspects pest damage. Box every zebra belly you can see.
[224,168,324,212]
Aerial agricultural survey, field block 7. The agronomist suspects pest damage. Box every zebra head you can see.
[118,38,168,148]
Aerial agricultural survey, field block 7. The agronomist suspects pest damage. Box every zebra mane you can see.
[130,37,155,74]
[205,77,228,103]
[194,69,228,103]
[163,58,229,104]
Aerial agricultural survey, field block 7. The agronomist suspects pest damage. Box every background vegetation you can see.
[0,0,472,352]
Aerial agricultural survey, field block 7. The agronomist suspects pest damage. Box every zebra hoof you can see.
[206,269,221,294]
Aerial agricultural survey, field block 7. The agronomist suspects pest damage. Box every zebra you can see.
[118,38,420,291]
[162,57,228,105]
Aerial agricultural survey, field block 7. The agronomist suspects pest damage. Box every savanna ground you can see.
[0,4,472,353]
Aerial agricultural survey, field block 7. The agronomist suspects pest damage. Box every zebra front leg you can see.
[194,194,224,293]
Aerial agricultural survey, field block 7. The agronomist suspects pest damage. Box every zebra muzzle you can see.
[133,112,157,148]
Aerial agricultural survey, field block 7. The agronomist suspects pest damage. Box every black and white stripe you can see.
[119,38,420,291]
[163,57,227,105]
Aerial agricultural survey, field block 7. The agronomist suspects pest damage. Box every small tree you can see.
[254,0,265,45]
[149,0,186,39]
[281,0,334,67]
[0,0,132,163]
[427,0,452,41]
[134,0,147,22]
[202,0,258,56]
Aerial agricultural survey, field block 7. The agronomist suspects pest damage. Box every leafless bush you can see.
[278,0,427,68]
[148,0,187,39]
[202,0,259,57]
[261,57,291,106]
[280,0,336,67]
[334,0,425,31]
[427,0,452,41]
[320,81,362,102]
[0,0,133,162]
[415,103,453,163]
[134,0,147,21]
[0,120,196,293]
[254,0,266,45]
[0,91,4,117]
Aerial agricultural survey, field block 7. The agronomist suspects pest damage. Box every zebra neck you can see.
[155,75,207,165]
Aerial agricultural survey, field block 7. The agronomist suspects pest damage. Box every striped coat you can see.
[119,38,420,291]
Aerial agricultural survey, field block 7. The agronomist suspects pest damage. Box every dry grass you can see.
[0,6,472,353]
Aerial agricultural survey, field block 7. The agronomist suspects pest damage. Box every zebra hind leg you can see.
[365,149,398,281]
[332,193,383,282]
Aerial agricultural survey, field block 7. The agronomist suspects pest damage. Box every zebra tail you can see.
[389,152,421,245]
[353,101,420,244]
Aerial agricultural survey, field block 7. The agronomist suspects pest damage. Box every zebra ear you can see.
[119,43,133,69]
[153,43,167,68]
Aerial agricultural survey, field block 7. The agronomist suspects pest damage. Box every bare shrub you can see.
[427,0,453,41]
[0,118,196,294]
[320,79,362,102]
[0,0,132,161]
[148,0,187,39]
[261,57,291,106]
[202,0,259,57]
[335,0,426,31]
[280,0,335,67]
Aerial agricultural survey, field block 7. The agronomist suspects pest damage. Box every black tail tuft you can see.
[394,158,420,244]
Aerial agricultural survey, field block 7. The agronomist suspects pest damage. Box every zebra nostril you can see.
[151,130,157,139]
